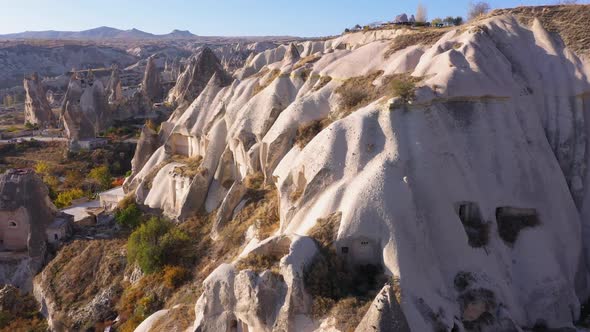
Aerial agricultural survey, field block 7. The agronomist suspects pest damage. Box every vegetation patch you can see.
[490,5,590,56]
[384,30,447,58]
[115,202,143,229]
[37,239,127,330]
[127,217,191,274]
[0,286,47,332]
[216,173,280,259]
[294,120,324,149]
[235,252,282,273]
[335,71,419,117]
[293,54,321,70]
[54,188,86,209]
[147,304,195,332]
[330,297,372,332]
[172,155,206,179]
[252,69,282,96]
[304,212,387,321]
[312,76,333,92]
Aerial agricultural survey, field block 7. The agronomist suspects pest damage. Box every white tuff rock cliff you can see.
[130,6,590,332]
[23,72,55,128]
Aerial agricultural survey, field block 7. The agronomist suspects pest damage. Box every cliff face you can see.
[33,240,126,331]
[23,72,55,128]
[128,5,590,332]
[166,47,231,106]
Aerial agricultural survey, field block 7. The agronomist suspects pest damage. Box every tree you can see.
[453,16,464,26]
[444,16,455,26]
[89,165,112,190]
[416,3,428,23]
[34,161,52,176]
[431,18,443,27]
[468,1,491,21]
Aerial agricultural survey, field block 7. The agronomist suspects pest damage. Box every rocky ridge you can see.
[125,5,590,331]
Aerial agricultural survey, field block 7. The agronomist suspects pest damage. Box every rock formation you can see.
[0,169,56,291]
[127,6,590,331]
[61,70,109,144]
[33,240,127,331]
[166,47,230,106]
[130,124,160,179]
[141,55,163,103]
[23,72,55,128]
[106,65,123,104]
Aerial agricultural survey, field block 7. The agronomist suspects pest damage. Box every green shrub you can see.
[115,203,142,229]
[127,217,190,274]
[89,165,112,190]
[54,188,85,208]
[25,121,39,130]
[391,79,416,103]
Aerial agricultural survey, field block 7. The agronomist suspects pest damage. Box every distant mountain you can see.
[162,29,196,39]
[0,27,198,40]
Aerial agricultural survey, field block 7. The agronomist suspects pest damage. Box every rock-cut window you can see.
[8,220,17,228]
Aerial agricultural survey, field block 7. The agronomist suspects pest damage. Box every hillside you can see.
[24,4,590,332]
[121,4,590,331]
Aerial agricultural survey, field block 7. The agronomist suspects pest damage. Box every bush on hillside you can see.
[391,78,416,103]
[127,217,190,274]
[115,203,143,229]
[54,188,85,209]
[89,165,112,190]
[304,213,387,319]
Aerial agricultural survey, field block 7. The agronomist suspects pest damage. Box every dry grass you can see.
[304,212,386,324]
[392,276,402,303]
[308,212,341,248]
[172,155,206,179]
[36,240,127,329]
[293,54,321,70]
[252,69,282,96]
[311,76,332,92]
[215,177,280,259]
[489,5,590,56]
[235,252,282,273]
[331,298,372,332]
[148,304,195,332]
[294,120,324,149]
[384,30,448,58]
[335,71,420,117]
[244,171,265,190]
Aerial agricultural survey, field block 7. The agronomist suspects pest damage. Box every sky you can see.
[0,0,581,37]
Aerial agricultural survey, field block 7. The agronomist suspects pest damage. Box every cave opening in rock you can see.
[455,202,489,247]
[495,207,540,245]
